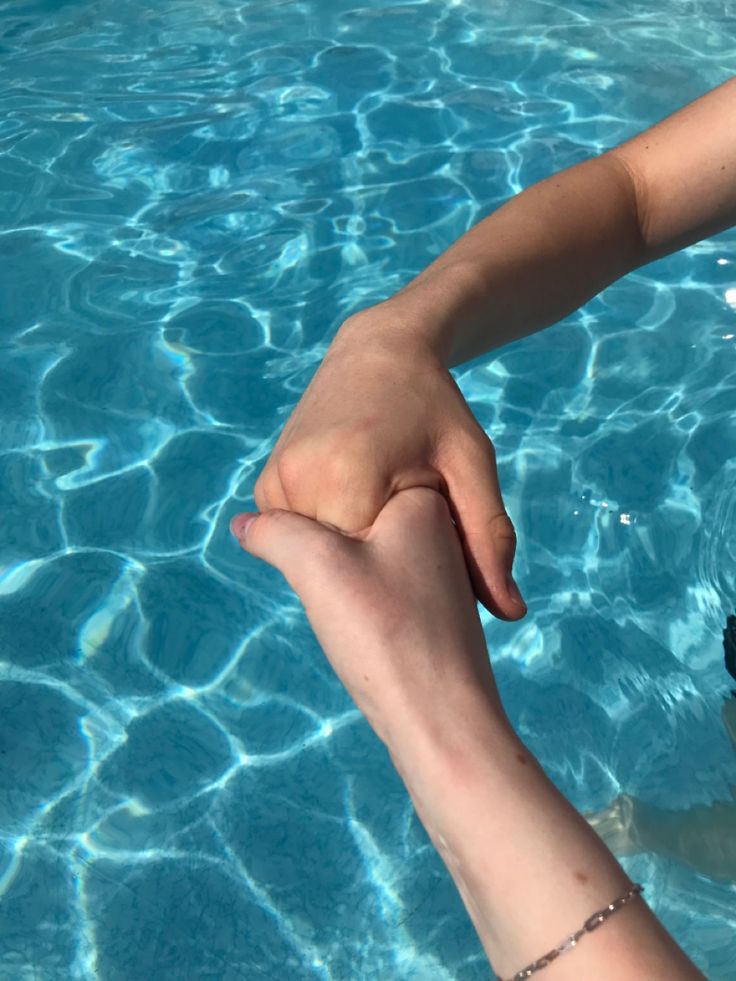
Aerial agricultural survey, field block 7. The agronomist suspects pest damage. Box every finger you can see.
[311,454,446,539]
[440,436,527,621]
[313,468,392,539]
[253,463,290,512]
[230,508,352,597]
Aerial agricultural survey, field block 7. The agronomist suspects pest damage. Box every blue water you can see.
[1,0,735,977]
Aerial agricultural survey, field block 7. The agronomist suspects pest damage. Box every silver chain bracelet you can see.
[501,883,644,981]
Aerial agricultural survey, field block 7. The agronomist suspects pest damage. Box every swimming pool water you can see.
[1,0,735,977]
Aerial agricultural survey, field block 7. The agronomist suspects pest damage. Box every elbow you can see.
[602,148,653,267]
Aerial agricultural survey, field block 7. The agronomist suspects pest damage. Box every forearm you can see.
[339,78,736,369]
[385,693,704,980]
[342,151,645,368]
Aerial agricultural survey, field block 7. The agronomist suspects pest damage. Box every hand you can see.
[230,487,509,746]
[231,494,706,981]
[251,310,526,621]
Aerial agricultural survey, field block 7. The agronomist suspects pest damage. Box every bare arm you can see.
[349,75,736,367]
[233,490,706,980]
[390,699,705,981]
[614,75,736,260]
[254,77,736,623]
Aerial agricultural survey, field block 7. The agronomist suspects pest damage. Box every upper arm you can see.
[609,76,736,262]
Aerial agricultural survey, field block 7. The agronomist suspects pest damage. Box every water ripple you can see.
[1,0,735,978]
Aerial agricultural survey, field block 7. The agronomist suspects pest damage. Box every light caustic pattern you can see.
[0,0,735,978]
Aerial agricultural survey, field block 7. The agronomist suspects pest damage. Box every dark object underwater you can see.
[724,614,736,693]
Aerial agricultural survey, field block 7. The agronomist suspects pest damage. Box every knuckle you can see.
[275,449,306,498]
[445,426,496,465]
[253,470,272,509]
[320,493,384,537]
[318,437,372,492]
[490,511,517,542]
[475,429,497,460]
[254,462,286,510]
[323,451,358,490]
[273,434,387,532]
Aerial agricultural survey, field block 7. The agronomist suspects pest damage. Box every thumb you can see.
[229,509,345,594]
[442,441,527,622]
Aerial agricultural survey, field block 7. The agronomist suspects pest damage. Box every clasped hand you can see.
[231,487,508,749]
[250,317,526,622]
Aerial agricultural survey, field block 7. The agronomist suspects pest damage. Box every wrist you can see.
[383,684,521,789]
[330,304,445,368]
[335,261,484,368]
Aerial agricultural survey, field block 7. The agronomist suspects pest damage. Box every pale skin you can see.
[252,75,736,621]
[234,79,736,976]
[230,489,705,980]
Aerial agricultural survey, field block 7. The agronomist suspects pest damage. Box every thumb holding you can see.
[442,438,527,622]
[229,509,344,596]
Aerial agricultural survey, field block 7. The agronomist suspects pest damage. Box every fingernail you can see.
[230,513,258,542]
[506,573,526,609]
